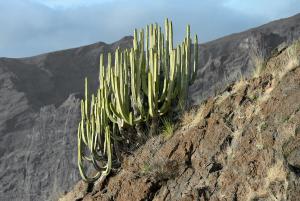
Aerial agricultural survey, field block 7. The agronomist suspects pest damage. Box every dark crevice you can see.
[205,110,212,119]
[238,94,248,106]
[233,190,238,201]
[168,143,180,158]
[162,188,170,201]
[223,112,235,132]
[142,181,163,201]
[220,135,233,151]
[225,84,234,93]
[185,143,194,167]
[233,184,239,201]
[209,162,223,173]
[288,164,300,176]
[238,84,249,105]
[86,182,94,193]
[197,187,210,201]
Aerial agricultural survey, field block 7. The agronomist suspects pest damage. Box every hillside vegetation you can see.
[60,40,300,200]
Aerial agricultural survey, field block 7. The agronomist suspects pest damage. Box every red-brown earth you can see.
[59,39,300,201]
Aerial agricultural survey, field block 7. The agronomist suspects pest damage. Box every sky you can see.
[0,0,299,58]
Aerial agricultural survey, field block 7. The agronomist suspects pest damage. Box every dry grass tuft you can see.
[266,161,287,184]
[161,118,175,139]
[233,75,247,93]
[190,104,206,126]
[180,107,197,126]
[265,161,288,200]
[251,53,266,78]
[215,91,231,106]
[278,40,300,79]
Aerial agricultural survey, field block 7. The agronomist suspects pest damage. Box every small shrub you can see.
[250,52,266,78]
[161,118,175,139]
[140,159,179,179]
[249,93,259,102]
[260,122,268,131]
[233,74,247,93]
[287,39,300,66]
[140,162,152,175]
[278,39,300,79]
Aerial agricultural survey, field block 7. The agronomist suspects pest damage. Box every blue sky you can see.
[0,0,299,58]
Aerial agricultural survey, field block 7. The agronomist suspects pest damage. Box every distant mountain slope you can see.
[0,37,132,201]
[0,14,300,201]
[192,13,300,102]
[0,36,132,109]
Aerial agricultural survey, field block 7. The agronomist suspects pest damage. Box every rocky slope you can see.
[0,13,300,201]
[60,39,300,201]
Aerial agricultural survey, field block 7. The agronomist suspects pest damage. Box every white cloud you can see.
[31,0,114,9]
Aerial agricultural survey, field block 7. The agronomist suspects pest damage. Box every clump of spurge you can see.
[77,18,199,183]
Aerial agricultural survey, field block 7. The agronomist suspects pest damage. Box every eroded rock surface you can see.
[61,40,300,201]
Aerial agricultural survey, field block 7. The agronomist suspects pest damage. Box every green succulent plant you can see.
[77,78,113,182]
[77,18,199,183]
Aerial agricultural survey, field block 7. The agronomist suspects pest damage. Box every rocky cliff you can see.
[0,13,300,201]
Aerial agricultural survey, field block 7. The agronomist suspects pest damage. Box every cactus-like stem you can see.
[77,77,113,183]
[77,19,199,183]
[191,34,198,83]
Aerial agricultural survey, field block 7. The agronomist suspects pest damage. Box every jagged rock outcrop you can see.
[0,14,300,201]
